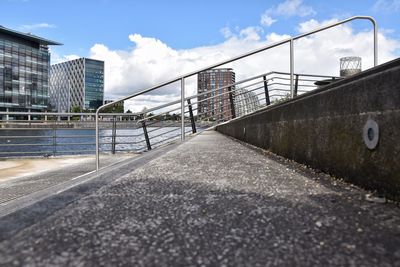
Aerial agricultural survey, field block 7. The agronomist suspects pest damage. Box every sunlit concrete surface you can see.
[0,154,135,204]
[0,157,93,182]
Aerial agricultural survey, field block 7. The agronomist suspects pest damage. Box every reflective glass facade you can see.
[0,30,56,112]
[85,59,104,109]
[50,58,104,112]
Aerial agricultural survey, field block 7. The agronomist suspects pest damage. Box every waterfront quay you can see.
[0,130,399,266]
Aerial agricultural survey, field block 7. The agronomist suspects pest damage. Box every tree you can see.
[71,106,82,113]
[103,103,124,113]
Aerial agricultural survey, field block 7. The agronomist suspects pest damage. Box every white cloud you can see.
[239,27,263,41]
[260,0,316,27]
[260,14,277,27]
[87,18,399,112]
[20,23,56,31]
[220,27,233,39]
[276,0,316,17]
[373,0,400,12]
[266,32,291,43]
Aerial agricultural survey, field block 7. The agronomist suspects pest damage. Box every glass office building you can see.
[50,58,104,112]
[0,26,61,115]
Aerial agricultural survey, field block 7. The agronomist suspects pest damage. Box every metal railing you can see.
[93,16,377,170]
[0,112,146,157]
[88,71,339,162]
[0,71,340,157]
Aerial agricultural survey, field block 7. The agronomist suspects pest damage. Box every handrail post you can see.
[111,115,117,154]
[181,78,185,141]
[187,99,196,134]
[95,110,100,171]
[52,115,57,156]
[263,76,271,106]
[290,38,294,98]
[373,19,378,66]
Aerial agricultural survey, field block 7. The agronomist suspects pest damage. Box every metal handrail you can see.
[0,67,332,158]
[134,70,332,124]
[93,16,377,170]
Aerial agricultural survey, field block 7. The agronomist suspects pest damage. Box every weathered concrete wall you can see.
[216,58,400,200]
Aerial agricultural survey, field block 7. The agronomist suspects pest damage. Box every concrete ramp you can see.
[1,131,399,266]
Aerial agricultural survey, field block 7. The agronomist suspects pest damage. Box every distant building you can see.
[234,88,260,117]
[50,58,104,112]
[197,68,235,121]
[0,25,61,116]
[340,56,362,77]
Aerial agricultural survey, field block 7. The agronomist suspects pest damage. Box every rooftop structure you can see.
[0,26,61,116]
[0,26,62,46]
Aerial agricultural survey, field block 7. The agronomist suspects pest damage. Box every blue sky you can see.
[1,0,399,56]
[1,0,400,110]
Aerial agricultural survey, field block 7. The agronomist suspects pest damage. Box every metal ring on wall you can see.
[363,119,379,150]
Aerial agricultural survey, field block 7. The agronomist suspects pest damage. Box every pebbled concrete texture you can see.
[1,130,400,266]
[216,58,400,200]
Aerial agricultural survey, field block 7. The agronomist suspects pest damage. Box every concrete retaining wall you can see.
[216,58,400,200]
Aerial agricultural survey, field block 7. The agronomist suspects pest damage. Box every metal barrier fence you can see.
[0,71,338,158]
[130,71,339,151]
[0,112,143,157]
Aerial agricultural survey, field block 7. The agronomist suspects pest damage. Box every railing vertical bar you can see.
[294,74,299,97]
[228,86,236,119]
[290,38,294,98]
[111,115,117,154]
[263,76,271,106]
[52,115,57,156]
[141,121,152,151]
[187,99,197,134]
[181,78,185,141]
[95,112,100,171]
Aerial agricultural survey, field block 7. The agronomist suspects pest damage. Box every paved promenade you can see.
[0,130,399,266]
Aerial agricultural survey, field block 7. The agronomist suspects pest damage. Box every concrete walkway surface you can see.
[0,154,134,204]
[0,130,400,266]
